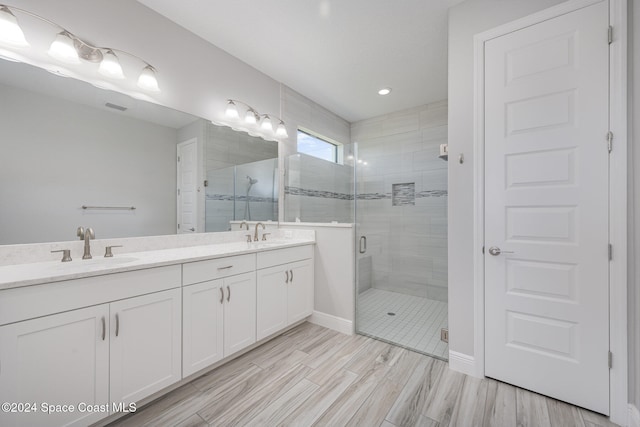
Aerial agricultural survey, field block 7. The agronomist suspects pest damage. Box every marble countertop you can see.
[0,238,315,290]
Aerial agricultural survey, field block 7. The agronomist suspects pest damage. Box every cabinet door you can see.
[0,305,109,427]
[223,271,256,356]
[110,288,181,405]
[287,259,314,324]
[183,280,224,377]
[256,265,288,340]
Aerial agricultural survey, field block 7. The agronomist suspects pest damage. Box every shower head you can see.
[247,176,258,185]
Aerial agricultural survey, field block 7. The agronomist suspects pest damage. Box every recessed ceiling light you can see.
[378,87,391,96]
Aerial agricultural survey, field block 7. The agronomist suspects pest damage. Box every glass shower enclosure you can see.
[354,122,449,360]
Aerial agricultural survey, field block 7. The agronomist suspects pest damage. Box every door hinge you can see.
[177,224,181,230]
[608,26,613,44]
[441,328,449,343]
[607,131,613,153]
[204,180,209,187]
[608,351,613,368]
[178,188,181,196]
[482,246,485,254]
[178,156,181,162]
[608,243,613,261]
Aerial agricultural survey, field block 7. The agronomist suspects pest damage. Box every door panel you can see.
[223,272,256,356]
[110,289,181,405]
[484,1,609,414]
[0,305,109,427]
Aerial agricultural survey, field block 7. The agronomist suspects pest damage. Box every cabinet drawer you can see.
[183,254,256,285]
[257,245,313,270]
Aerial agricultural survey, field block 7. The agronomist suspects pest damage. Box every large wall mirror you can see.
[0,59,278,245]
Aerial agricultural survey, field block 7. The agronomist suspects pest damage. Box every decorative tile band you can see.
[206,194,276,203]
[284,186,447,200]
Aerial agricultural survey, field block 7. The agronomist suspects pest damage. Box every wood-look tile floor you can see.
[108,322,618,427]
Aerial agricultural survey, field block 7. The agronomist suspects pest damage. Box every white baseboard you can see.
[309,311,353,335]
[448,351,479,377]
[629,404,640,427]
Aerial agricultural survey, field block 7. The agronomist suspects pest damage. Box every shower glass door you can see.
[354,120,449,360]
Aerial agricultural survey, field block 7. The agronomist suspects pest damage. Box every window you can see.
[297,129,338,163]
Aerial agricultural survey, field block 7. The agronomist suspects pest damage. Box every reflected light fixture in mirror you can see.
[0,4,160,93]
[225,98,288,139]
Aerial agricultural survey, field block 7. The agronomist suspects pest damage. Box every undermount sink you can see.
[249,242,288,250]
[49,256,139,270]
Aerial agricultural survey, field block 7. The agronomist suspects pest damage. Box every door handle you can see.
[488,246,514,256]
[115,313,120,337]
[101,316,106,341]
[285,270,289,284]
[189,228,195,232]
[359,236,367,254]
[219,287,224,304]
[290,269,293,282]
[226,285,231,302]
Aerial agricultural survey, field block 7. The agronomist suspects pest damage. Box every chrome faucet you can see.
[239,221,250,230]
[82,227,95,259]
[254,222,265,242]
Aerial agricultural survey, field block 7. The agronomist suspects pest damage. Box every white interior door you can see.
[177,139,198,233]
[484,1,610,414]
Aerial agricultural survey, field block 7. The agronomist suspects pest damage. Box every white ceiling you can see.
[137,0,456,123]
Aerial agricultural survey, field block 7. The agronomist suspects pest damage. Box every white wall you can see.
[279,223,355,333]
[0,82,178,244]
[447,0,569,357]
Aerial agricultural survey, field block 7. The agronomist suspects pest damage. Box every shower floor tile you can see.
[356,288,448,360]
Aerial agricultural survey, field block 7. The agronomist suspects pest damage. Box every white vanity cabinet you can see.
[0,305,110,427]
[109,288,182,405]
[0,265,182,427]
[182,254,257,377]
[256,246,314,340]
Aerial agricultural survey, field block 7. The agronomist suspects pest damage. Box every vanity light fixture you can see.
[260,114,272,131]
[225,99,288,139]
[137,65,160,92]
[378,87,392,96]
[98,49,124,79]
[244,108,258,125]
[0,5,28,47]
[225,100,240,119]
[275,120,288,138]
[0,4,160,93]
[48,31,80,64]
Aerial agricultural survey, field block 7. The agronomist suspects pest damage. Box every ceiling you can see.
[137,0,458,123]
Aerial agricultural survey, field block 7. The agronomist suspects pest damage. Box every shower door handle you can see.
[359,236,367,254]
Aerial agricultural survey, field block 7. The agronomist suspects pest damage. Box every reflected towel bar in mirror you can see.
[82,205,136,210]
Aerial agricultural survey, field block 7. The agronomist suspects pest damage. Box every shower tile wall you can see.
[285,153,354,223]
[203,122,278,231]
[353,101,448,301]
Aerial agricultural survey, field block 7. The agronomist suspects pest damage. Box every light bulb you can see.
[225,100,239,119]
[378,87,392,96]
[261,115,272,131]
[276,121,288,138]
[137,65,160,92]
[0,6,29,48]
[48,32,80,64]
[98,50,124,79]
[245,109,257,125]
